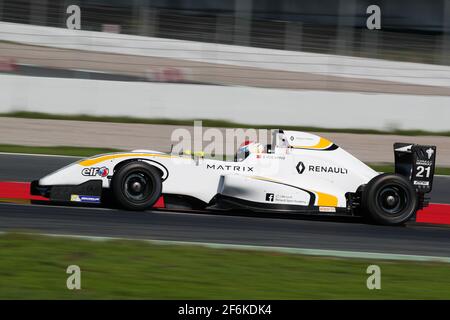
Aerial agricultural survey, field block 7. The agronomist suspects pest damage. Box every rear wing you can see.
[394,143,437,194]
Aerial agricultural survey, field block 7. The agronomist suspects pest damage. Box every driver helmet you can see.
[236,140,264,161]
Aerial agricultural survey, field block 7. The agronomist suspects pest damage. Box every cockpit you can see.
[235,140,265,162]
[234,131,288,161]
[234,130,335,161]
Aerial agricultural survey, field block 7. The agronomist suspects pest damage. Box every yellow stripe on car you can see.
[292,137,333,150]
[251,176,277,182]
[312,190,338,207]
[79,153,173,166]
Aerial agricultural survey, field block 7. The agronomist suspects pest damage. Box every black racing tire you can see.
[111,161,162,211]
[362,173,418,226]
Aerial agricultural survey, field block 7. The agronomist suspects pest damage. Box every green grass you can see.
[3,111,450,137]
[0,233,449,299]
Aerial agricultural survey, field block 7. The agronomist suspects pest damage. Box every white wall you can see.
[2,21,450,88]
[1,74,449,131]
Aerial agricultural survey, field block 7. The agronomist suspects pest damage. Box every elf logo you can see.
[81,167,109,177]
[265,193,274,202]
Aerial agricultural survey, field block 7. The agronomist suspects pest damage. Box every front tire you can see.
[362,173,418,226]
[112,162,162,211]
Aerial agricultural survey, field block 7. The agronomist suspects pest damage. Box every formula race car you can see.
[31,130,437,225]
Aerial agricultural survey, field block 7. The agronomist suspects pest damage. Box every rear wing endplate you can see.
[394,143,437,193]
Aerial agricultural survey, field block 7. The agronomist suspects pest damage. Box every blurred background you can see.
[2,0,450,63]
[0,0,450,161]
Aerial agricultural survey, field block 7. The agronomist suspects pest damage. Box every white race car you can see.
[31,130,436,225]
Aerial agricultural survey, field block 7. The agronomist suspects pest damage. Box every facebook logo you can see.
[265,193,274,202]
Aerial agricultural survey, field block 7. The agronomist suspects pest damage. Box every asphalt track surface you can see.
[0,153,449,257]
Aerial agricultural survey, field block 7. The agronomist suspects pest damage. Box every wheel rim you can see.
[376,185,409,215]
[123,172,153,203]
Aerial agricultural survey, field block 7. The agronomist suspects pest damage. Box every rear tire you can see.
[362,173,417,226]
[112,161,162,211]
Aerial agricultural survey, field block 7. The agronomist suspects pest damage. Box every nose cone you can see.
[39,162,85,186]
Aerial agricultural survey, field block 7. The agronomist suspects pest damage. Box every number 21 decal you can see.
[416,165,431,178]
